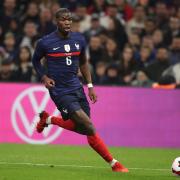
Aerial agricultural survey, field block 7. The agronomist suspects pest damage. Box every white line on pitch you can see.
[0,162,170,171]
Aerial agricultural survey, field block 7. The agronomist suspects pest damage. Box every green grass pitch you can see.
[0,144,179,180]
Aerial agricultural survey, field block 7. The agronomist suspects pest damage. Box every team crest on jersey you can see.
[75,43,80,50]
[64,44,70,52]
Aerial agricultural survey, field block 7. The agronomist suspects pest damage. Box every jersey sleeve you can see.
[32,39,46,79]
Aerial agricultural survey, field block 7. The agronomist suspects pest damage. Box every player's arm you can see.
[79,52,97,103]
[32,40,55,89]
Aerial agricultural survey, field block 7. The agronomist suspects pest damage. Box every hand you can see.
[41,75,55,89]
[88,88,97,104]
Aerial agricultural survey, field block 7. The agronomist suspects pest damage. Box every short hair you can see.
[55,8,71,19]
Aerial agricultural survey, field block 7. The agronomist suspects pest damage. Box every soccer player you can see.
[32,8,128,173]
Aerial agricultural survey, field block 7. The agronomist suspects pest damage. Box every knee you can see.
[85,122,96,135]
[71,110,96,135]
[78,122,96,135]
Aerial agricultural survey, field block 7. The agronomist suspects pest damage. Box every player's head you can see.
[55,8,72,34]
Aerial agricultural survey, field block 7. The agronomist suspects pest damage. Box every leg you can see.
[70,109,113,162]
[36,110,76,133]
[70,110,113,161]
[70,109,128,172]
[46,109,95,135]
[37,110,128,172]
[70,109,95,135]
[37,89,128,172]
[37,110,95,135]
[45,109,94,135]
[47,89,94,135]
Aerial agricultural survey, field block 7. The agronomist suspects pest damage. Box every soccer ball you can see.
[172,157,180,176]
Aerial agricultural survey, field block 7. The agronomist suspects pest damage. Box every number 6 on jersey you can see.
[66,56,72,65]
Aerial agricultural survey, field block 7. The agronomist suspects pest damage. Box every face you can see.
[107,6,118,17]
[4,35,15,47]
[4,0,16,10]
[10,19,18,30]
[20,48,31,62]
[152,30,163,45]
[56,13,72,33]
[115,0,125,6]
[90,36,101,50]
[107,68,118,77]
[156,48,168,61]
[128,34,140,45]
[24,22,37,37]
[96,62,106,76]
[142,36,154,50]
[40,8,52,22]
[91,19,100,29]
[145,21,156,33]
[51,2,61,14]
[169,17,180,30]
[140,47,151,61]
[123,48,133,61]
[106,38,117,52]
[27,2,38,17]
[95,0,105,6]
[171,38,180,50]
[1,64,11,74]
[156,3,167,16]
[75,7,87,18]
[137,71,148,81]
[134,6,145,19]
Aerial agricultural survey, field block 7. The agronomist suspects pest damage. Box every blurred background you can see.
[0,2,180,179]
[0,0,180,145]
[0,0,179,89]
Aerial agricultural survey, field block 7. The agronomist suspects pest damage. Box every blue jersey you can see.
[32,30,87,96]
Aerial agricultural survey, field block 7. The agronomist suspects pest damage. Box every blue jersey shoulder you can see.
[70,32,87,49]
[38,31,85,42]
[36,31,86,50]
[40,31,85,41]
[40,31,56,44]
[70,32,85,41]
